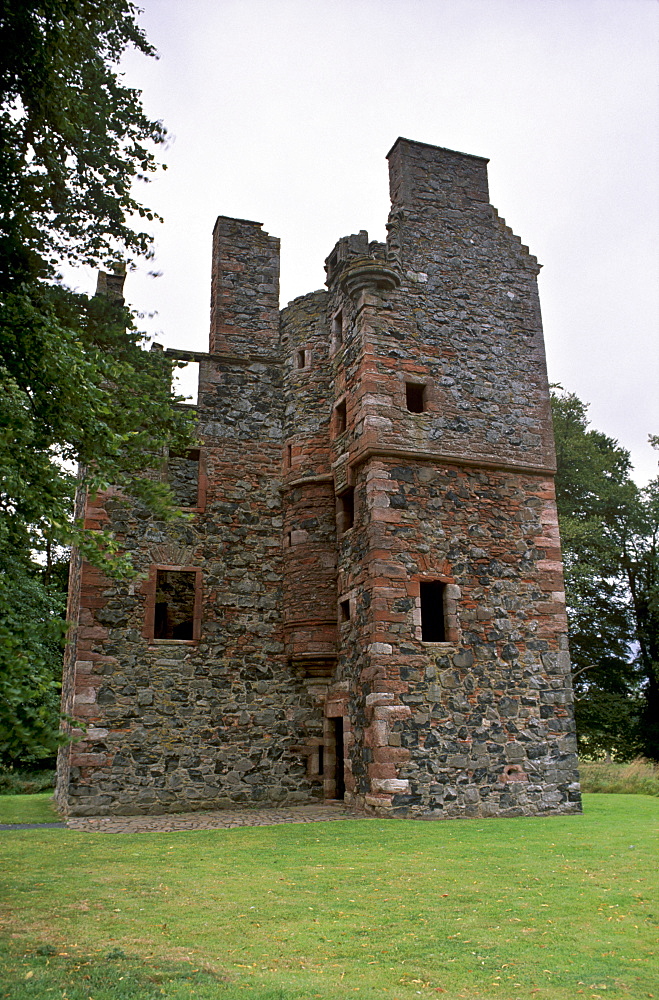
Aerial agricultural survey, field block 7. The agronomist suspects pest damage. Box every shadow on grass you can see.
[0,939,299,1000]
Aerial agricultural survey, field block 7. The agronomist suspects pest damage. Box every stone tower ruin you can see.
[57,139,581,819]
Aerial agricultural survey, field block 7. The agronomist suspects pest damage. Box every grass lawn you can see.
[0,793,59,825]
[0,794,657,1000]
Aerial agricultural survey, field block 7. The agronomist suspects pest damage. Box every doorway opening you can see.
[330,717,345,801]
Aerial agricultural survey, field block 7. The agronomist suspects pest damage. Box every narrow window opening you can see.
[339,599,351,622]
[332,718,345,800]
[167,449,200,507]
[406,382,426,413]
[154,570,196,640]
[296,349,306,369]
[332,311,344,347]
[335,399,347,435]
[420,581,446,642]
[338,489,354,533]
[285,531,292,547]
[286,442,292,466]
[317,744,324,776]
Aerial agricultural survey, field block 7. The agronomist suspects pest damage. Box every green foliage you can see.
[0,2,196,763]
[0,0,164,285]
[0,562,66,764]
[579,757,659,796]
[0,769,55,795]
[0,800,658,998]
[551,390,659,760]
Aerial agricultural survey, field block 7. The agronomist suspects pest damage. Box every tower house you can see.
[57,139,581,819]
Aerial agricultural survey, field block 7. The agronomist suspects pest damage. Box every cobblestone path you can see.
[66,802,358,834]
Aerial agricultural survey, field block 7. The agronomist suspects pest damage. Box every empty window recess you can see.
[339,599,351,622]
[296,349,307,369]
[167,449,200,507]
[335,399,347,434]
[420,581,447,642]
[339,489,354,533]
[332,311,344,347]
[154,570,196,640]
[406,382,426,413]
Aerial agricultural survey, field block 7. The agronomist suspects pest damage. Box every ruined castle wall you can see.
[58,139,580,820]
[384,138,555,472]
[323,139,579,817]
[58,227,326,817]
[353,460,578,817]
[209,216,280,357]
[280,292,338,666]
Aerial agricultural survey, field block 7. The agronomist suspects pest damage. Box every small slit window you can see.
[296,349,307,369]
[167,449,200,507]
[335,399,347,435]
[332,311,344,347]
[420,581,446,642]
[338,489,354,534]
[339,599,351,622]
[406,382,426,413]
[154,570,196,640]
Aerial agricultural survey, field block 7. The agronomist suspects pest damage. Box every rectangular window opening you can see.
[332,311,344,347]
[339,599,351,622]
[338,489,354,534]
[406,382,426,413]
[286,442,293,466]
[172,361,199,405]
[420,581,446,642]
[167,449,200,507]
[296,349,306,369]
[335,399,347,435]
[317,744,324,776]
[154,570,196,640]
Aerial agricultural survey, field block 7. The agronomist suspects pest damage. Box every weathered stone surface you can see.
[57,138,581,820]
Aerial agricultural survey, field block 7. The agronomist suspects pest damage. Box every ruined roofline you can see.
[386,136,490,165]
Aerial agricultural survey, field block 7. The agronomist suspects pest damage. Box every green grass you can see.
[0,795,657,999]
[580,757,659,797]
[0,792,59,825]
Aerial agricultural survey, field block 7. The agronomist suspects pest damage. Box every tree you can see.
[0,2,195,763]
[551,390,659,760]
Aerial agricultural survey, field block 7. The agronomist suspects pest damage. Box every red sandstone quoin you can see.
[56,139,581,819]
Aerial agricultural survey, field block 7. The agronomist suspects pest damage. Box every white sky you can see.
[75,0,658,483]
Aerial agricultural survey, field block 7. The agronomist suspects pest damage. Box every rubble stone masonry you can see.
[57,139,581,819]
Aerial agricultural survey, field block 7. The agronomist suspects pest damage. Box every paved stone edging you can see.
[66,802,357,834]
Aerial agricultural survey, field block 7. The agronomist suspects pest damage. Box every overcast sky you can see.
[78,0,658,483]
